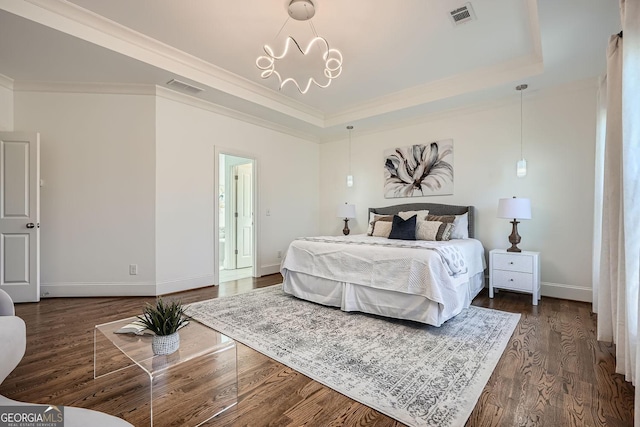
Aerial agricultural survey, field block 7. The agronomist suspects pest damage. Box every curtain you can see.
[592,75,607,312]
[596,28,624,356]
[594,1,640,424]
[621,0,640,421]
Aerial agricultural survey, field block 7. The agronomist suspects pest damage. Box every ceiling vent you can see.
[166,79,204,94]
[449,2,476,26]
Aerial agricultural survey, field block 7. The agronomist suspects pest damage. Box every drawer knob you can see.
[509,279,514,281]
[509,262,514,265]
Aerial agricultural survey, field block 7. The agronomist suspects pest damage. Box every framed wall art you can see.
[383,139,454,198]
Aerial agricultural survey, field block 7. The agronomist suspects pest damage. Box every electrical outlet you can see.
[277,250,282,259]
[129,264,138,275]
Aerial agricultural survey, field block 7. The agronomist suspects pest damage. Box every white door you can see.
[235,163,253,269]
[0,132,40,303]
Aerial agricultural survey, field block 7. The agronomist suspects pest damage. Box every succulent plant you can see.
[136,298,188,336]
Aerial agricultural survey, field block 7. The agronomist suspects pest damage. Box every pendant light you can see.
[346,125,354,187]
[516,84,528,178]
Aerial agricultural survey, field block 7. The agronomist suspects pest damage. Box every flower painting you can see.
[384,140,454,198]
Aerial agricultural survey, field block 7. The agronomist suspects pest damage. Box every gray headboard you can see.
[368,203,475,238]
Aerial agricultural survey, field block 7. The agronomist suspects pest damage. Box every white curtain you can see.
[593,1,640,423]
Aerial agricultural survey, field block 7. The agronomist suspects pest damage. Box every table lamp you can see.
[497,197,531,252]
[337,203,356,235]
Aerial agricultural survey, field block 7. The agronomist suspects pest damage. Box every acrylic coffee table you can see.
[94,317,237,427]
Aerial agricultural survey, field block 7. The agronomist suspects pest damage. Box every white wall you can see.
[14,91,157,296]
[155,94,320,292]
[0,82,13,131]
[319,80,597,301]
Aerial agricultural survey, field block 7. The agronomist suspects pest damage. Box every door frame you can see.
[214,147,258,285]
[233,162,253,269]
[0,131,40,302]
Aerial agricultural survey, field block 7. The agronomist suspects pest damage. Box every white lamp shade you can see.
[337,203,356,219]
[497,198,531,220]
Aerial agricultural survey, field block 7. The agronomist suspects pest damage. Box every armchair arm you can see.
[0,316,26,384]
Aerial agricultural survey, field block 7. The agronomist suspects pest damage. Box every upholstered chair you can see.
[0,289,133,427]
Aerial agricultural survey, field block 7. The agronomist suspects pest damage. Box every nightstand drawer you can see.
[492,270,533,292]
[492,253,533,273]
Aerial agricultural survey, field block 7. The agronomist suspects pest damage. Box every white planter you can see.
[152,332,180,355]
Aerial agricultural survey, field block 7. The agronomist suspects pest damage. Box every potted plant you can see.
[136,298,188,355]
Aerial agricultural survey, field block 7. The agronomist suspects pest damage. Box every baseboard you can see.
[156,275,215,295]
[541,282,592,303]
[41,282,157,297]
[259,264,281,277]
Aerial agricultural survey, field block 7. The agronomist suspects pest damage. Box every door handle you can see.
[26,223,35,229]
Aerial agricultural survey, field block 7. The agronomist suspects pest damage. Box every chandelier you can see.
[256,0,343,94]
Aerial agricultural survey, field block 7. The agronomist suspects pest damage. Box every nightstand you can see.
[489,249,541,305]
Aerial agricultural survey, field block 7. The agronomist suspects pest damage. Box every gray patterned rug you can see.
[185,285,520,427]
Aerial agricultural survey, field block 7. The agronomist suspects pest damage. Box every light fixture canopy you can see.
[516,84,528,177]
[256,0,343,94]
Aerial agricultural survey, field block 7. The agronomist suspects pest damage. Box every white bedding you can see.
[281,234,486,326]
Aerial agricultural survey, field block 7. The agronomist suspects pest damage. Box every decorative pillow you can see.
[427,213,469,239]
[366,212,376,235]
[398,210,429,224]
[451,212,469,239]
[416,221,453,241]
[367,214,393,236]
[427,214,455,224]
[372,220,393,238]
[389,214,417,240]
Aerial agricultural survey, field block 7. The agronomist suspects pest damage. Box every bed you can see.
[280,203,486,326]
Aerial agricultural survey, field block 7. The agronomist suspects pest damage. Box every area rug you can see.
[185,285,520,427]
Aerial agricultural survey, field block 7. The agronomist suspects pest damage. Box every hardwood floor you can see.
[1,275,634,426]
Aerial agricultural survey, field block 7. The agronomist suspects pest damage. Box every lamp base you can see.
[343,219,350,236]
[506,219,522,252]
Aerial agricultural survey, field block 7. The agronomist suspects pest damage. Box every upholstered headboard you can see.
[368,203,475,238]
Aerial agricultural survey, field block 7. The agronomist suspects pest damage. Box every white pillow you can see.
[451,212,469,239]
[398,210,429,224]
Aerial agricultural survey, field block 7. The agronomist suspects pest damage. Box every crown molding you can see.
[0,73,14,90]
[155,86,320,143]
[1,0,546,131]
[319,77,598,144]
[325,53,544,128]
[13,81,156,95]
[2,0,325,127]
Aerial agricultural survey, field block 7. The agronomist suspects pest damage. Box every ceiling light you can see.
[256,0,343,94]
[346,125,354,187]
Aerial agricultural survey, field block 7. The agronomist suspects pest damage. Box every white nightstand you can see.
[489,249,541,305]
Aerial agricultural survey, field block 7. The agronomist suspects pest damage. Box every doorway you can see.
[218,153,255,283]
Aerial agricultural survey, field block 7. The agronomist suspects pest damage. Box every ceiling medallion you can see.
[256,0,343,94]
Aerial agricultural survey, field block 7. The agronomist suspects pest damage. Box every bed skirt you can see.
[282,270,485,326]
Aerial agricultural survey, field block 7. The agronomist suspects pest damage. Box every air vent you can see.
[449,2,476,26]
[166,79,204,94]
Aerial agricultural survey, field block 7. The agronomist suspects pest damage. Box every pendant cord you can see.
[272,17,291,42]
[520,88,523,159]
[348,127,352,175]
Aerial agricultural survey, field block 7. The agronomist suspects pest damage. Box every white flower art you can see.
[384,140,454,198]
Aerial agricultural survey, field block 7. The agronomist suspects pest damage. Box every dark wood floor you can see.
[0,275,634,426]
